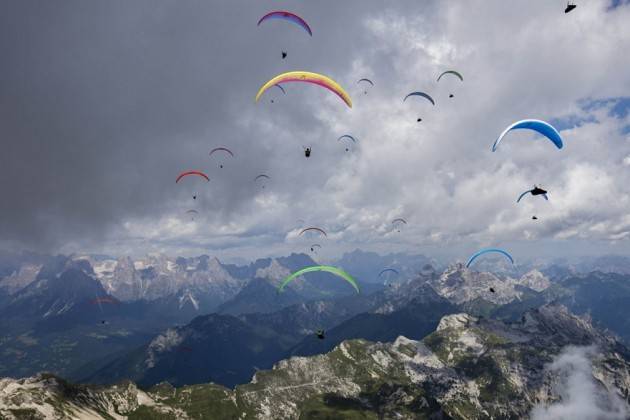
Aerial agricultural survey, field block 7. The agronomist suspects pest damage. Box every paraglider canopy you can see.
[304,147,311,158]
[517,187,549,203]
[357,78,374,94]
[378,268,399,277]
[403,91,435,106]
[316,329,325,339]
[279,265,359,293]
[299,227,327,237]
[437,70,464,82]
[282,51,287,59]
[256,71,352,108]
[492,119,563,152]
[257,11,313,36]
[532,216,538,220]
[176,170,210,183]
[466,248,514,268]
[338,135,356,152]
[565,3,576,13]
[209,147,234,169]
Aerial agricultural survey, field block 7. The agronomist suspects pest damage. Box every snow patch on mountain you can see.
[0,264,41,295]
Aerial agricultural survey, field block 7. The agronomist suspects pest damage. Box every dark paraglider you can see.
[532,216,538,220]
[565,2,576,13]
[449,94,454,98]
[281,51,287,59]
[316,329,325,339]
[531,186,547,196]
[489,287,495,293]
[193,195,197,200]
[417,117,422,122]
[304,147,311,158]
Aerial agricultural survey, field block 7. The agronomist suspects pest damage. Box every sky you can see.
[1,0,630,262]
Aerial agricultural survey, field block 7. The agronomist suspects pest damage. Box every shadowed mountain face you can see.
[2,305,629,419]
[76,282,456,389]
[288,287,456,358]
[80,313,288,388]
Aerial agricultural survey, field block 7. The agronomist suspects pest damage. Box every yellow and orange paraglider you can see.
[255,71,352,108]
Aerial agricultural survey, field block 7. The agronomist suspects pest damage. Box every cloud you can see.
[1,0,630,259]
[531,346,628,420]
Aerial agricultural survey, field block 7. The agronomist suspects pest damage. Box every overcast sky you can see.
[1,0,629,261]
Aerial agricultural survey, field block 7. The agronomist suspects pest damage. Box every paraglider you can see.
[299,227,327,237]
[565,2,576,13]
[186,209,198,220]
[492,119,564,152]
[257,11,313,36]
[392,218,407,232]
[279,265,360,293]
[338,135,356,152]
[378,268,399,286]
[532,216,538,220]
[489,287,496,293]
[316,329,325,339]
[255,174,270,189]
[282,51,287,59]
[357,78,374,94]
[209,147,234,169]
[517,186,549,203]
[256,71,352,108]
[466,248,514,268]
[437,71,463,99]
[304,147,311,158]
[176,170,209,200]
[269,84,286,103]
[404,92,435,122]
[310,244,321,253]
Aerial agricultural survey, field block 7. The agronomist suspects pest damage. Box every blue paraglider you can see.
[466,248,514,268]
[492,119,563,152]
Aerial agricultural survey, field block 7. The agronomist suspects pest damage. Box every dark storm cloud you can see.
[0,0,393,250]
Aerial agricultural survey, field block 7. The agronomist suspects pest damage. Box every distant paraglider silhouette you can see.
[565,2,576,13]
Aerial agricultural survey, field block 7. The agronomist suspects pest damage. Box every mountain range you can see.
[1,305,628,419]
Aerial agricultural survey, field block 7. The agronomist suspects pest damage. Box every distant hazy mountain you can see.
[333,248,438,284]
[3,305,628,419]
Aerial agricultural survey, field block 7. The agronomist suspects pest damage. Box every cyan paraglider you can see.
[492,119,563,152]
[466,248,514,268]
